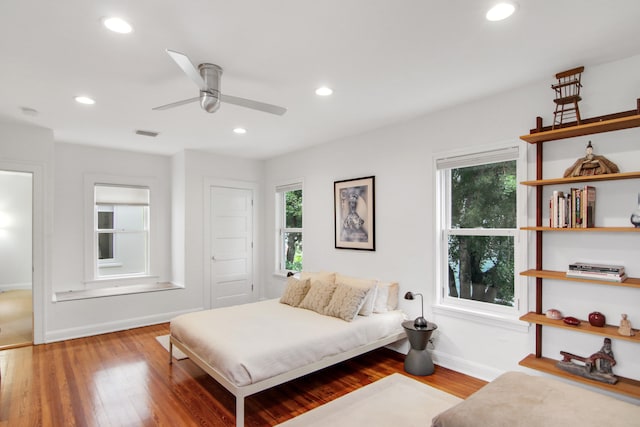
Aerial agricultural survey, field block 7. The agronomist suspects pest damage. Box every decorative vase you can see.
[588,311,606,327]
[631,193,640,228]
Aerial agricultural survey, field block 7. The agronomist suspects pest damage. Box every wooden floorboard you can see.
[0,323,486,426]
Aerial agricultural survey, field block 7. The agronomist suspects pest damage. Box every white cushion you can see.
[300,271,336,286]
[373,281,399,313]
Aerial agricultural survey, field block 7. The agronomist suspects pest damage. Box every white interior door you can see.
[210,186,254,308]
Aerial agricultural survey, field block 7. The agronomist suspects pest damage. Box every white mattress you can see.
[170,298,405,387]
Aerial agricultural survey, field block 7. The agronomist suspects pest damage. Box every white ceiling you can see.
[1,1,639,159]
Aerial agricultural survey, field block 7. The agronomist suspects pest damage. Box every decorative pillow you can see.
[373,281,399,313]
[300,271,336,287]
[324,282,371,322]
[335,273,378,316]
[279,277,311,307]
[298,280,338,314]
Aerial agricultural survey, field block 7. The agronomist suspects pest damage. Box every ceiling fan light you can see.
[75,96,95,105]
[315,86,333,96]
[103,17,133,34]
[486,3,516,21]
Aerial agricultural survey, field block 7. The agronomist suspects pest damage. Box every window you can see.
[94,184,149,279]
[276,182,303,274]
[435,146,526,320]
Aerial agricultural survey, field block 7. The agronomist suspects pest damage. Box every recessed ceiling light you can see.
[75,96,95,105]
[103,17,133,34]
[233,127,247,134]
[486,3,516,21]
[315,86,333,96]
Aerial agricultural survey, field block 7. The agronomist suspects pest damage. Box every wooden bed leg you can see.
[169,340,173,365]
[236,396,244,427]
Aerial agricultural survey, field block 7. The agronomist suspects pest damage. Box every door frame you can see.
[0,160,46,345]
[203,178,258,309]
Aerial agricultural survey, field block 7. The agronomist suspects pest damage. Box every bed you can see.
[169,272,406,426]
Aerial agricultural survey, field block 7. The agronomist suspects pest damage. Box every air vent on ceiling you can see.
[135,130,159,137]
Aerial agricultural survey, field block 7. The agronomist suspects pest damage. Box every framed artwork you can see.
[334,176,375,250]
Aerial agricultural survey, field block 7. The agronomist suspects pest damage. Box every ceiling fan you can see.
[153,49,287,116]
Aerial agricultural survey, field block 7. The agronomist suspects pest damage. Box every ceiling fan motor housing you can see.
[199,63,223,113]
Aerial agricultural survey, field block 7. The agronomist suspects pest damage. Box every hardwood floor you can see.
[0,323,486,426]
[0,289,32,349]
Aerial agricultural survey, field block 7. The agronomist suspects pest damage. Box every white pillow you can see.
[373,281,399,313]
[335,273,377,316]
[300,271,336,287]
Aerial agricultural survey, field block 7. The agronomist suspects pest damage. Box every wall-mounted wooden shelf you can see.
[519,354,640,399]
[520,312,640,343]
[521,171,640,186]
[520,226,640,232]
[520,100,640,399]
[520,269,640,289]
[520,113,640,144]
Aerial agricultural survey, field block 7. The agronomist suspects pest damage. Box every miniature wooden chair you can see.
[552,66,584,129]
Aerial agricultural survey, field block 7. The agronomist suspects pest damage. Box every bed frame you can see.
[170,331,406,426]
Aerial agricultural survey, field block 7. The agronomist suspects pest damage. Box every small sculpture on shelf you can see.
[618,313,635,337]
[557,338,618,384]
[545,308,563,320]
[563,141,620,177]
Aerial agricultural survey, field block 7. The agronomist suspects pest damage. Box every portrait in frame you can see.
[334,176,375,250]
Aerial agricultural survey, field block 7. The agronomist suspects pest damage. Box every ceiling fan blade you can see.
[220,94,287,115]
[166,49,206,90]
[152,96,200,111]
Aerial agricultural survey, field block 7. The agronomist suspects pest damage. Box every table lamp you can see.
[404,291,427,328]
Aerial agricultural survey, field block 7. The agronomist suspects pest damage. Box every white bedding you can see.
[170,298,405,387]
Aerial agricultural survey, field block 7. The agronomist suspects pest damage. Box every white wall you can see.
[47,142,191,340]
[0,171,32,289]
[263,54,640,394]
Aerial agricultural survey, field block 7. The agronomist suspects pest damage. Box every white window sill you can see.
[272,271,300,279]
[432,304,530,333]
[53,282,183,302]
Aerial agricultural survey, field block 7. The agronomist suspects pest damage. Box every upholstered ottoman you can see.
[431,371,640,427]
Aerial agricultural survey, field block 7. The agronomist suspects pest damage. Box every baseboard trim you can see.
[431,350,504,382]
[44,307,204,343]
[0,282,32,292]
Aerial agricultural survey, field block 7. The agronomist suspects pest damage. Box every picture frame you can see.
[334,176,375,250]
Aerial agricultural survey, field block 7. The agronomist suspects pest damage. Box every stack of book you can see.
[549,185,595,228]
[566,262,627,282]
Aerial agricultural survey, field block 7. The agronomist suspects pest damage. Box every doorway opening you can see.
[0,170,33,349]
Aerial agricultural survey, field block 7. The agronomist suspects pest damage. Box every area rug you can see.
[276,373,462,426]
[155,334,188,360]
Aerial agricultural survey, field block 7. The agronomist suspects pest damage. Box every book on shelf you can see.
[582,185,595,228]
[548,185,595,228]
[565,270,627,282]
[568,262,625,274]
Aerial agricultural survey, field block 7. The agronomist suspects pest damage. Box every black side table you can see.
[402,320,437,376]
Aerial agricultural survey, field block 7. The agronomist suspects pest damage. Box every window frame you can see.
[275,180,303,275]
[433,144,528,330]
[84,175,158,287]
